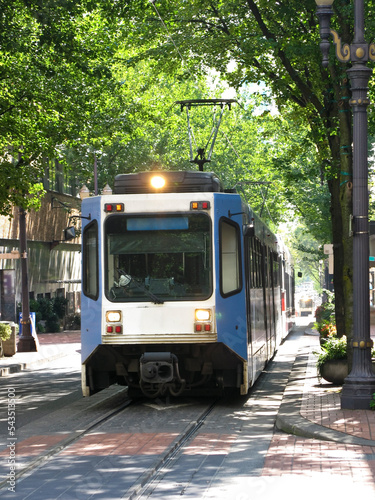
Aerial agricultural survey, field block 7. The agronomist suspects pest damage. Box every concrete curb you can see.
[0,344,80,376]
[276,402,375,447]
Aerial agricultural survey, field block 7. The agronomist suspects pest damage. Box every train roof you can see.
[111,170,293,266]
[114,171,224,194]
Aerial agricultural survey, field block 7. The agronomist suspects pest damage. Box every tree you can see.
[2,0,355,343]
[112,0,370,343]
[65,63,327,239]
[0,0,123,214]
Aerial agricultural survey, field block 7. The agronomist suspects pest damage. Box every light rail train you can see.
[80,170,295,397]
[298,296,315,317]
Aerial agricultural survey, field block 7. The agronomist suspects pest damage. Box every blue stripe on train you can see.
[214,193,248,361]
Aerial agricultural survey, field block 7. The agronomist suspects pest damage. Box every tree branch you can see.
[245,0,324,115]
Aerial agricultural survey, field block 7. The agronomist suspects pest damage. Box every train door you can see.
[80,197,104,396]
[270,250,281,349]
[273,252,282,344]
[81,217,102,363]
[214,212,248,392]
[244,235,268,382]
[263,245,276,360]
[217,216,247,360]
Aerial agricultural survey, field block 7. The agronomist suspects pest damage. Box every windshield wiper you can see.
[118,270,164,304]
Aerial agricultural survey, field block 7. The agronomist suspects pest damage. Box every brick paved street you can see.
[2,323,375,499]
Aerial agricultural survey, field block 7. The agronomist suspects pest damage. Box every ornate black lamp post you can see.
[315,0,375,409]
[17,207,37,352]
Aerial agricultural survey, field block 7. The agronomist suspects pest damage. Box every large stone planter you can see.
[320,359,375,385]
[319,359,349,385]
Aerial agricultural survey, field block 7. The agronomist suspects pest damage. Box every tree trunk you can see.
[326,74,353,361]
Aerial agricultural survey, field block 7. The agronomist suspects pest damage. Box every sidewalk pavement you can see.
[0,331,81,376]
[1,326,375,447]
[276,325,375,447]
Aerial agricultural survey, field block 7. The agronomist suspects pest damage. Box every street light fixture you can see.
[315,0,375,409]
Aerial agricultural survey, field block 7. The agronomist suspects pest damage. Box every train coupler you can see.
[139,352,186,397]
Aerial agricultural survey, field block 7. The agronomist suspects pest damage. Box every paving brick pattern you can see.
[0,435,67,457]
[263,334,375,487]
[3,325,375,497]
[37,331,81,345]
[60,432,178,456]
[182,433,236,455]
[301,345,375,440]
[263,432,375,482]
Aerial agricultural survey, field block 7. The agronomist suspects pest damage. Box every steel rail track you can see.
[1,390,218,496]
[127,399,218,500]
[0,394,134,490]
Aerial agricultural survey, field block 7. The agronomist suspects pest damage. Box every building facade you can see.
[0,164,82,323]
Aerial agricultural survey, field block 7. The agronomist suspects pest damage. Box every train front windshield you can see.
[105,213,212,302]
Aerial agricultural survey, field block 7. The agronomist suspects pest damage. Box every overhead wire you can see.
[221,129,276,226]
[149,1,276,225]
[149,0,196,81]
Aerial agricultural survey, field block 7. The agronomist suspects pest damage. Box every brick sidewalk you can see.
[263,432,375,482]
[0,330,81,376]
[37,331,81,345]
[264,333,375,487]
[301,342,375,441]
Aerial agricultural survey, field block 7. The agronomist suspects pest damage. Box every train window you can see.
[82,221,99,300]
[273,253,279,287]
[249,238,255,287]
[104,213,212,302]
[219,218,242,297]
[250,239,263,289]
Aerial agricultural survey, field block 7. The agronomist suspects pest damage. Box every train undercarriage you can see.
[82,342,247,398]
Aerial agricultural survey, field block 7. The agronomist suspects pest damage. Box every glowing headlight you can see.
[195,309,211,321]
[106,311,122,322]
[150,175,166,189]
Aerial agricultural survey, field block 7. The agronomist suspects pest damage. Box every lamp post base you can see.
[17,335,37,353]
[341,376,375,409]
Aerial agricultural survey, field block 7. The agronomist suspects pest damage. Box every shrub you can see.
[0,323,11,341]
[315,292,336,339]
[64,314,81,330]
[46,313,61,333]
[319,323,337,339]
[53,296,68,319]
[315,335,347,371]
[36,322,46,333]
[24,296,68,333]
[315,290,335,324]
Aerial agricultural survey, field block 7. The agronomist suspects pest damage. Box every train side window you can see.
[83,221,99,300]
[248,237,258,288]
[252,239,262,289]
[219,218,242,296]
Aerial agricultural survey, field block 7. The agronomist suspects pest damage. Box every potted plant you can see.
[315,335,348,384]
[316,335,375,384]
[318,322,337,344]
[0,323,11,357]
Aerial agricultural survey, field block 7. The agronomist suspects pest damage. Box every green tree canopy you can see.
[107,0,372,339]
[2,0,362,341]
[0,0,124,214]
